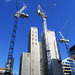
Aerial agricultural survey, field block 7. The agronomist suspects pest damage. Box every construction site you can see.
[0,0,75,75]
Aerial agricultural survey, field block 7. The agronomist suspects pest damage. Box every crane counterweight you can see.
[59,39,69,43]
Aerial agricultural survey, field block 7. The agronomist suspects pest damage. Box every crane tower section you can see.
[5,0,29,74]
[5,0,19,74]
[37,5,52,75]
[5,19,18,73]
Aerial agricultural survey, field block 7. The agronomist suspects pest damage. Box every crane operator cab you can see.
[37,10,47,18]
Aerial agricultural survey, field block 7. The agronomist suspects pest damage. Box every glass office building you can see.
[62,57,75,75]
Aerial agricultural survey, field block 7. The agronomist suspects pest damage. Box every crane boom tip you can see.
[59,31,61,33]
[54,3,56,6]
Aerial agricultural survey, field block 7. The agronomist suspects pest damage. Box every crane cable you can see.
[65,17,71,39]
[59,17,71,38]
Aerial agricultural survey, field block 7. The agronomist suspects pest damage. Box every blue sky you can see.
[0,0,75,74]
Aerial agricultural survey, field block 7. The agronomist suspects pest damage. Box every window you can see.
[35,39,37,41]
[32,38,34,40]
[35,42,37,45]
[32,34,34,36]
[32,68,35,72]
[35,35,37,37]
[35,31,37,34]
[27,54,30,57]
[32,42,34,45]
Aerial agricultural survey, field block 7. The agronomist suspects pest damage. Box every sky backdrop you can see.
[0,0,75,74]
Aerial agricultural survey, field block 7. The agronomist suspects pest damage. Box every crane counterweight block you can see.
[20,13,29,19]
[14,12,29,19]
[59,39,69,43]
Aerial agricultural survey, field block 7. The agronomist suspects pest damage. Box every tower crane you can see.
[14,4,29,19]
[37,4,56,75]
[59,17,75,75]
[5,0,29,75]
[59,31,70,56]
[59,17,71,57]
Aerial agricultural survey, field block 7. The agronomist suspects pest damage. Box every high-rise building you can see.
[19,52,30,75]
[19,27,41,75]
[62,57,75,75]
[70,45,75,60]
[39,42,43,75]
[41,30,62,75]
[61,45,75,75]
[28,27,41,75]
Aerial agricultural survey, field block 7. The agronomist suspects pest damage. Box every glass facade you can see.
[62,57,75,75]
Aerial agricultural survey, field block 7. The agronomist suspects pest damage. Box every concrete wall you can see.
[28,27,41,75]
[47,30,60,59]
[41,30,62,75]
[52,59,62,75]
[19,52,30,75]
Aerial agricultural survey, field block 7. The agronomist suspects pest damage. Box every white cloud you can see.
[5,0,12,2]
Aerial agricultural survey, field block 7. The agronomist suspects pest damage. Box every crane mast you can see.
[5,19,18,74]
[5,0,29,74]
[5,0,19,74]
[37,5,52,75]
[43,17,51,75]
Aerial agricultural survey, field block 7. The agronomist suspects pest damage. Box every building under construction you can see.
[0,0,75,75]
[41,30,62,75]
[19,27,41,75]
[37,4,62,75]
[62,57,75,75]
